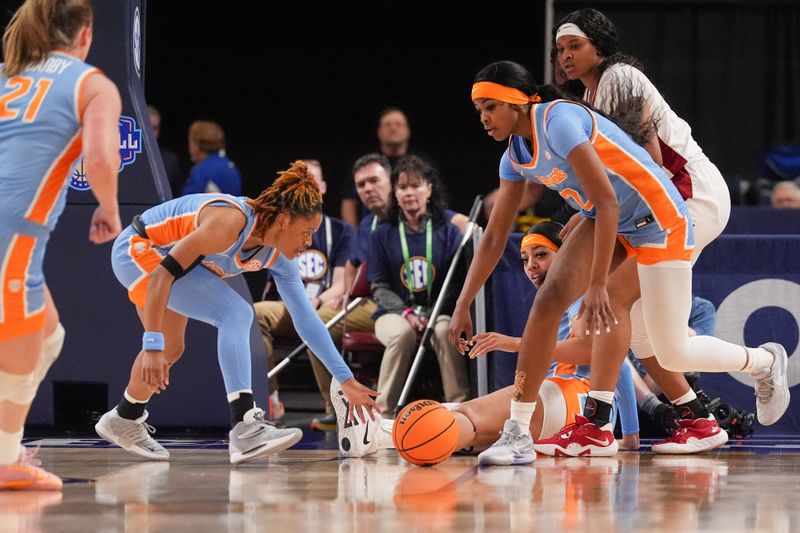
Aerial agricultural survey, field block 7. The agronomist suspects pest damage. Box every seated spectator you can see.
[254,160,353,420]
[771,180,800,208]
[308,154,392,430]
[311,154,471,429]
[148,105,184,196]
[341,107,413,228]
[368,155,469,414]
[181,120,242,196]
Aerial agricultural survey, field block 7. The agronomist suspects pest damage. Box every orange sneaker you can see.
[0,447,62,491]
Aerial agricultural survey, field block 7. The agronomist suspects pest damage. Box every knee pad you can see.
[6,323,64,405]
[0,370,35,403]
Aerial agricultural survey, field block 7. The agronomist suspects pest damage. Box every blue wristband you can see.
[142,331,165,352]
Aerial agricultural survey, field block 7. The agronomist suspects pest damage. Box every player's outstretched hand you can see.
[448,302,473,354]
[578,283,617,336]
[468,332,521,358]
[559,212,582,242]
[141,350,169,392]
[341,378,380,424]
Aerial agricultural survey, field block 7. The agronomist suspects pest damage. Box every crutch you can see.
[267,297,364,380]
[393,195,484,416]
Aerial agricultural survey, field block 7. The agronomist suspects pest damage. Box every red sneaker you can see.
[534,415,619,457]
[0,447,62,491]
[651,417,729,454]
[268,396,285,422]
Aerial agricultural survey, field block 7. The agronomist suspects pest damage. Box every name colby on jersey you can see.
[26,56,73,75]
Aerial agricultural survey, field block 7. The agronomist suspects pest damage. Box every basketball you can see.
[392,400,459,466]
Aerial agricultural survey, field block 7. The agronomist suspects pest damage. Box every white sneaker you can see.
[477,420,536,466]
[753,343,790,426]
[95,408,169,460]
[330,378,383,457]
[229,407,303,465]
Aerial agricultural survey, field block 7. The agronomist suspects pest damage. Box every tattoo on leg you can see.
[513,371,527,402]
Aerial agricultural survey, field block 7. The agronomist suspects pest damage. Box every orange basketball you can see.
[392,400,458,466]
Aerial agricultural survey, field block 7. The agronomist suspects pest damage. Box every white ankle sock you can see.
[124,389,150,404]
[510,401,537,435]
[670,389,697,406]
[588,390,615,404]
[0,429,23,465]
[743,347,775,375]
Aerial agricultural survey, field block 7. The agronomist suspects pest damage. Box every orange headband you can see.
[471,81,542,105]
[520,233,559,253]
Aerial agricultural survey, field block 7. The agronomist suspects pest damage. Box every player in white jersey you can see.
[0,0,121,489]
[449,60,788,462]
[551,8,755,453]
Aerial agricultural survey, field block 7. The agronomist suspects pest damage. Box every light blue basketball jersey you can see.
[500,100,694,250]
[0,52,99,231]
[137,193,279,278]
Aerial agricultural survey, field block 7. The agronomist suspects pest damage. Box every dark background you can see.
[2,1,799,215]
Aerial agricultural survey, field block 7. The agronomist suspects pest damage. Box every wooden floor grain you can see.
[3,444,799,532]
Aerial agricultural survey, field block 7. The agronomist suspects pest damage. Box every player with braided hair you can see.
[96,161,379,465]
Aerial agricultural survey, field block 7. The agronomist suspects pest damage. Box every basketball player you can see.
[448,61,787,464]
[550,8,738,453]
[330,221,641,463]
[254,159,354,420]
[0,0,122,490]
[94,161,379,464]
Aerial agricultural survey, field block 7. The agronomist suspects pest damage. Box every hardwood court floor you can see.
[6,436,800,532]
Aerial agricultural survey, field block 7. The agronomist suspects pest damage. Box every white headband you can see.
[556,23,590,41]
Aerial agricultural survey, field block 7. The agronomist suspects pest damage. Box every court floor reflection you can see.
[4,445,799,532]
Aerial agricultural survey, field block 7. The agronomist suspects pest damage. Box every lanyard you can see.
[323,215,332,289]
[371,215,378,232]
[398,217,433,304]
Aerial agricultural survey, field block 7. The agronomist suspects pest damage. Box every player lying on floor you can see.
[332,220,732,462]
[331,221,645,464]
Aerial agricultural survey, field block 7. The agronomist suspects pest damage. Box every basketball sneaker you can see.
[268,394,285,423]
[95,408,169,460]
[477,419,536,466]
[534,415,618,457]
[651,416,729,454]
[330,378,388,458]
[752,343,790,426]
[0,447,62,491]
[229,407,303,465]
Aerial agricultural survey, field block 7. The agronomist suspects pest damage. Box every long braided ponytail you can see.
[247,160,323,237]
